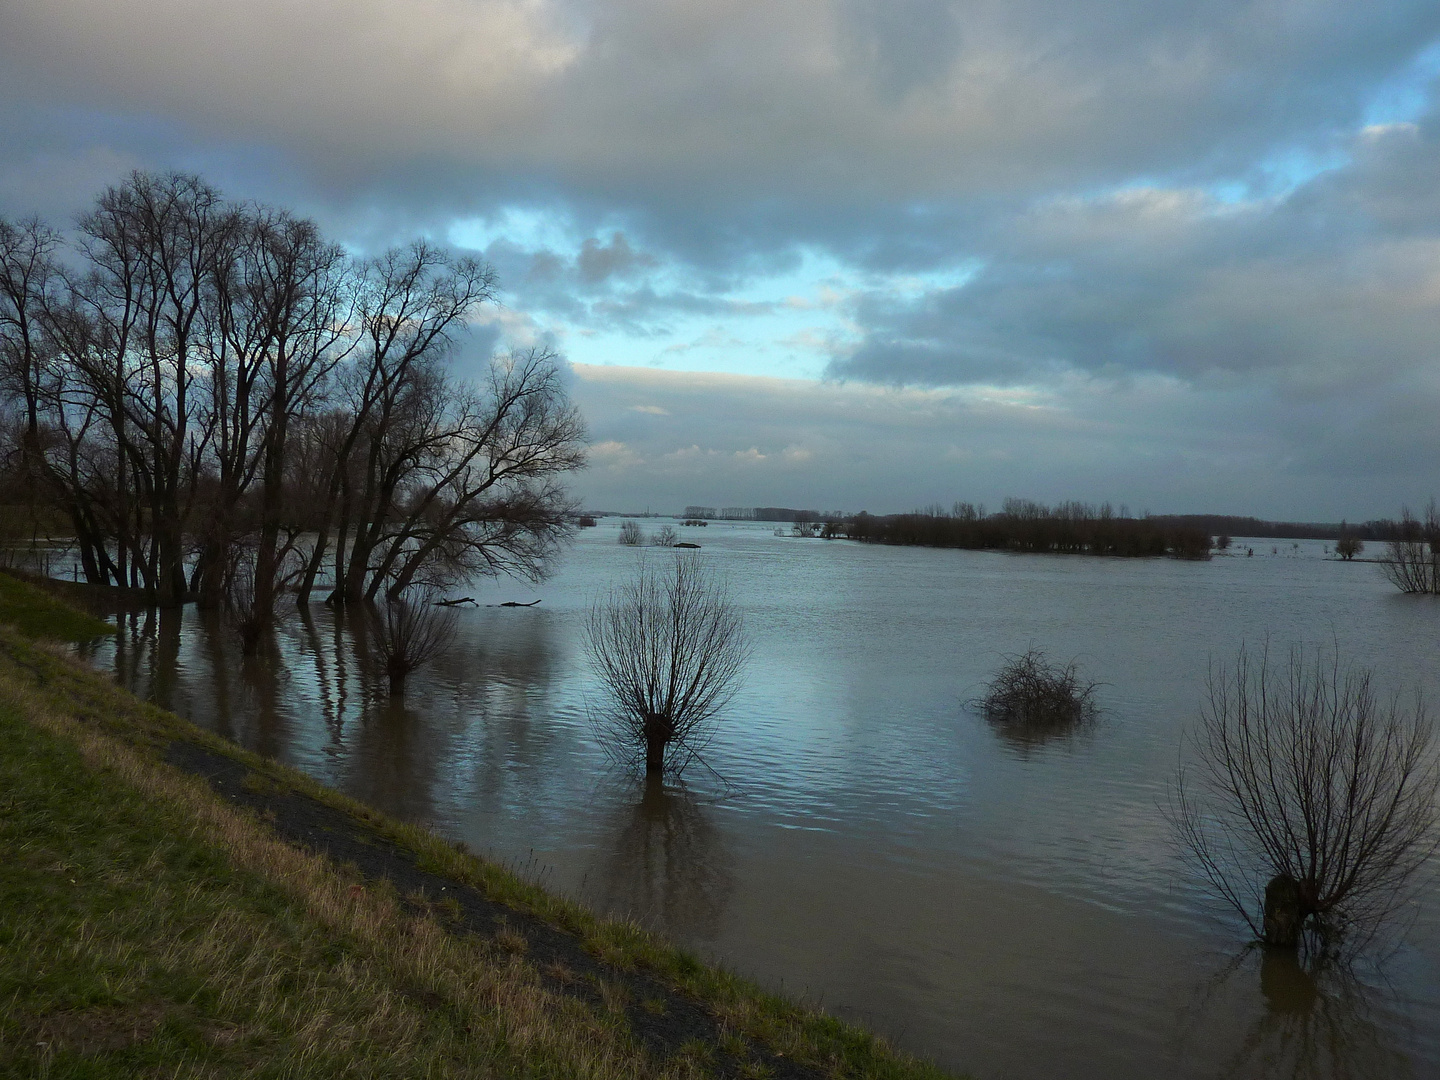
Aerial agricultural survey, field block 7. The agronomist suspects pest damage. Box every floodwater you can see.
[77,524,1440,1079]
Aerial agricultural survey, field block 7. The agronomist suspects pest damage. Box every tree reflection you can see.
[983,707,1098,757]
[589,776,735,941]
[1179,946,1414,1080]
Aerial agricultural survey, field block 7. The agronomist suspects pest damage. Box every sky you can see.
[3,1,1440,520]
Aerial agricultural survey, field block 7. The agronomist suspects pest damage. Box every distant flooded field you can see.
[80,523,1440,1079]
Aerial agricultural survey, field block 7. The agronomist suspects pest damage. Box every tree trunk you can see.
[643,712,671,775]
[1263,874,1304,948]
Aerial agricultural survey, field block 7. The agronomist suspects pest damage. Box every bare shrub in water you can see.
[369,587,458,695]
[977,648,1097,728]
[651,524,679,547]
[1377,503,1440,594]
[1173,644,1440,952]
[586,552,748,775]
[617,520,644,546]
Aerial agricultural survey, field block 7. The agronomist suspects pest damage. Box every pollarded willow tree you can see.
[586,552,749,776]
[368,586,459,696]
[1377,502,1440,594]
[1173,644,1440,953]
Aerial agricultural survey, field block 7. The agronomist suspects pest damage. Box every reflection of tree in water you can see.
[187,606,293,759]
[1179,946,1414,1080]
[589,777,736,942]
[983,711,1097,758]
[105,605,184,710]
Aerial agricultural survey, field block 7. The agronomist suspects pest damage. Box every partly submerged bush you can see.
[977,648,1097,727]
[617,520,644,546]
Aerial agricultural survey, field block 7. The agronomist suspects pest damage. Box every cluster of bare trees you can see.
[0,172,585,647]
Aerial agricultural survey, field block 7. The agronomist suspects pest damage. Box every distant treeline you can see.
[1144,514,1401,541]
[683,506,845,523]
[678,505,1419,548]
[840,500,1212,559]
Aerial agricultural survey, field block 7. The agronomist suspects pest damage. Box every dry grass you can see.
[1,672,667,1078]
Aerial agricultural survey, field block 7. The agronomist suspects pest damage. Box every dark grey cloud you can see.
[3,2,1438,267]
[830,118,1440,391]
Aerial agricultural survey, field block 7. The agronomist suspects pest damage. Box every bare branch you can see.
[1172,643,1440,954]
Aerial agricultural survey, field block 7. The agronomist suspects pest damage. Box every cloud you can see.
[813,116,1440,494]
[567,363,1440,520]
[588,439,645,469]
[4,2,1438,238]
[576,232,657,283]
[4,2,1440,520]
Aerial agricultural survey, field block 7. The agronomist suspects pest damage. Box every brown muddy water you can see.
[75,524,1440,1079]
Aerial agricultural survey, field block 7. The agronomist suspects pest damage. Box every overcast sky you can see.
[4,1,1439,519]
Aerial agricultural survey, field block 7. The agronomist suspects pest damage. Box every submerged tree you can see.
[978,647,1097,728]
[586,552,748,775]
[1173,644,1440,952]
[1376,503,1439,593]
[1334,521,1362,561]
[368,587,458,696]
[0,172,587,632]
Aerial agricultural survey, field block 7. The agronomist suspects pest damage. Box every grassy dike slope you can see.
[0,592,959,1079]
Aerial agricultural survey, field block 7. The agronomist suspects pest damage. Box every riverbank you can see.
[0,590,955,1079]
[0,568,116,641]
[0,564,151,615]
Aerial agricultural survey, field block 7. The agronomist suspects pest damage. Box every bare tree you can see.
[0,216,60,455]
[1377,502,1439,593]
[205,210,353,630]
[0,172,587,619]
[306,242,498,604]
[1173,644,1440,952]
[617,520,643,546]
[368,586,459,695]
[651,524,678,547]
[586,552,748,775]
[1334,534,1362,561]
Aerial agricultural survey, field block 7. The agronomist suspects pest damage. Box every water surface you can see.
[82,525,1440,1079]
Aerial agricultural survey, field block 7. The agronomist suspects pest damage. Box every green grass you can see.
[0,589,960,1079]
[0,571,114,642]
[0,691,667,1078]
